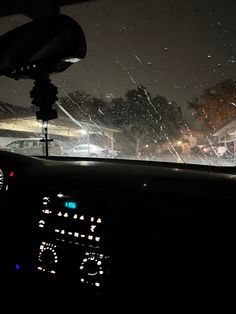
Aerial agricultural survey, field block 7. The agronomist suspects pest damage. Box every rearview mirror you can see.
[0,14,87,79]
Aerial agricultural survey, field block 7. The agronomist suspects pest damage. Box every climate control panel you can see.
[35,190,109,289]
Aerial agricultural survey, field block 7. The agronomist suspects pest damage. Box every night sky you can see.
[0,0,236,118]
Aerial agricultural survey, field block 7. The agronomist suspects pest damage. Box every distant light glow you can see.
[9,171,14,177]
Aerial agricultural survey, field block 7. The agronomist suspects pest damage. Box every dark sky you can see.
[0,0,236,118]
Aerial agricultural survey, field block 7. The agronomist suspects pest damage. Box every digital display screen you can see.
[64,201,77,209]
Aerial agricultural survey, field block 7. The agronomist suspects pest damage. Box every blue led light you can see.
[15,264,20,271]
[64,201,77,209]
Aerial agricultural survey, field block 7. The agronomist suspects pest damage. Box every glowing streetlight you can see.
[81,129,87,136]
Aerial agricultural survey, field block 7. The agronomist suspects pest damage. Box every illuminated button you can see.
[73,214,78,219]
[81,278,84,282]
[64,213,68,218]
[39,245,44,250]
[99,270,103,274]
[68,232,73,236]
[95,237,100,242]
[95,282,100,287]
[88,235,93,240]
[58,212,62,216]
[37,266,42,271]
[97,261,102,266]
[43,202,48,205]
[90,217,94,222]
[81,234,85,238]
[80,266,84,270]
[74,232,79,237]
[61,230,65,234]
[57,193,64,198]
[55,229,60,233]
[39,220,45,228]
[43,209,52,214]
[97,218,102,223]
[51,270,56,274]
[80,215,84,220]
[90,225,96,232]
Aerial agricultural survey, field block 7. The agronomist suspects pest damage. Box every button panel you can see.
[36,191,109,289]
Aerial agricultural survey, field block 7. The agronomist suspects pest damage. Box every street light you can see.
[80,129,87,136]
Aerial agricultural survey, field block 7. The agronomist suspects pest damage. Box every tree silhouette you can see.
[109,85,184,157]
[59,86,185,157]
[189,79,236,133]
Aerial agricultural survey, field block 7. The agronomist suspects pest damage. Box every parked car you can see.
[65,144,109,157]
[3,138,63,156]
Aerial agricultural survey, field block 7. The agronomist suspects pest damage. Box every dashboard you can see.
[1,150,236,298]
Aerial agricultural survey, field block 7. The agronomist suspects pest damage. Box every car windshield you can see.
[0,0,236,166]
